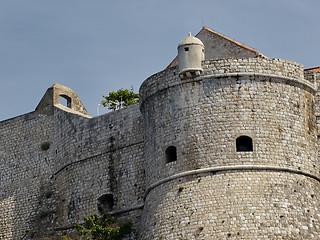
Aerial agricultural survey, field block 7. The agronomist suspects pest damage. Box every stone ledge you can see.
[144,165,320,200]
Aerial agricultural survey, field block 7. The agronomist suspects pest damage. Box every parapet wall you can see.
[140,58,312,107]
[202,58,304,78]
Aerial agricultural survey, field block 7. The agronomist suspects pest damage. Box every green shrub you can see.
[49,229,56,236]
[72,213,132,240]
[44,189,53,198]
[38,209,50,219]
[40,141,50,151]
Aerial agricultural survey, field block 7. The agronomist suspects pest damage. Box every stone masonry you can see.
[1,27,320,239]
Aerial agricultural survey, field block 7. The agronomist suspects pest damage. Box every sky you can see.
[0,0,320,121]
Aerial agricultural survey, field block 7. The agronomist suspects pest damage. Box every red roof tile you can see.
[305,66,320,72]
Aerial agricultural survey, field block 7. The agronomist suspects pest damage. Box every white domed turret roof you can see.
[178,32,204,47]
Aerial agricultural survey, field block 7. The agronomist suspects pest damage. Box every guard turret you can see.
[178,32,205,79]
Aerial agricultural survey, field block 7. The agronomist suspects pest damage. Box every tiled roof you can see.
[305,66,320,72]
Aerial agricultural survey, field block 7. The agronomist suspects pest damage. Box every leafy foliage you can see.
[44,188,53,198]
[101,87,139,110]
[40,141,50,151]
[63,213,132,240]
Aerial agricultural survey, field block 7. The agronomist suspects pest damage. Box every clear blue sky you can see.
[1,0,319,121]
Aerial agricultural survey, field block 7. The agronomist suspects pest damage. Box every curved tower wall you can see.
[139,58,320,239]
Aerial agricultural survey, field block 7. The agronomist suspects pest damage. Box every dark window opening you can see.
[97,194,114,213]
[59,95,71,108]
[236,136,253,152]
[166,146,177,163]
[184,47,189,51]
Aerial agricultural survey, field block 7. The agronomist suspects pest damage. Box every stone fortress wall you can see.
[51,104,145,231]
[0,112,55,239]
[1,27,320,239]
[0,90,145,239]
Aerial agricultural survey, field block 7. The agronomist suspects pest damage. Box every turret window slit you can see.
[166,146,177,163]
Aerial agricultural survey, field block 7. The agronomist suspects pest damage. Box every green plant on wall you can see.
[38,209,50,219]
[101,87,139,111]
[44,188,53,198]
[40,141,50,151]
[62,213,132,240]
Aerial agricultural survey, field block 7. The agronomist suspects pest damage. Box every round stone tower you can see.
[139,35,320,239]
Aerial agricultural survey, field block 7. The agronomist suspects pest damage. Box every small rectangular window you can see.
[59,95,71,108]
[184,47,189,52]
[166,146,177,163]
